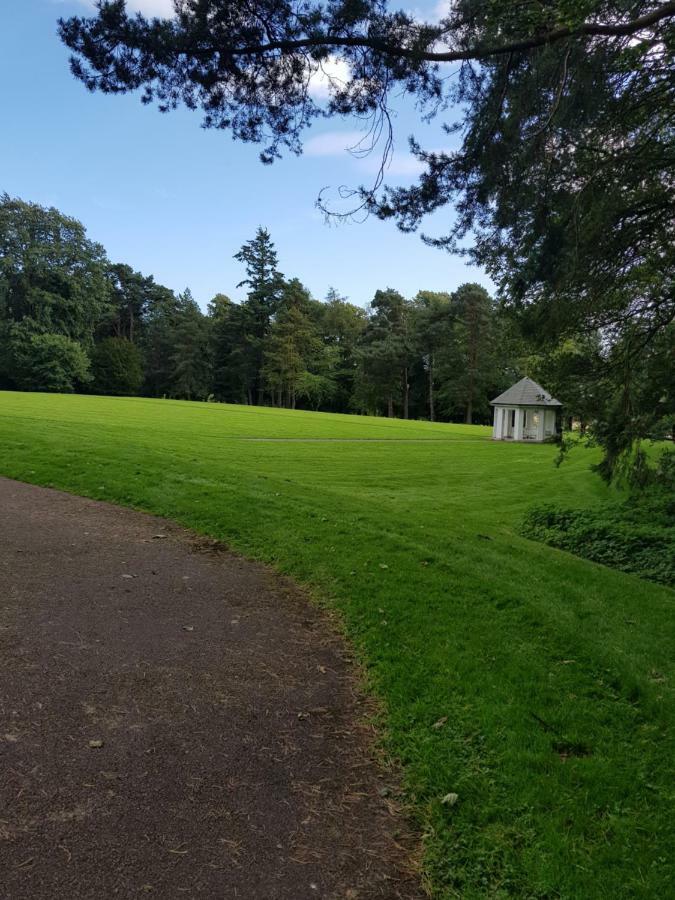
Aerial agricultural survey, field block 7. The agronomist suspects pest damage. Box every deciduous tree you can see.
[58,1,675,474]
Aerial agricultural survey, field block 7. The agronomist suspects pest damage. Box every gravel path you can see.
[0,477,421,899]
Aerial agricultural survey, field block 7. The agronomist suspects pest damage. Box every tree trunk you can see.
[403,367,409,420]
[387,395,394,418]
[428,353,435,422]
[465,362,475,424]
[465,397,473,425]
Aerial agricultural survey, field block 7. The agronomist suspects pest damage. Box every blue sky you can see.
[1,0,492,309]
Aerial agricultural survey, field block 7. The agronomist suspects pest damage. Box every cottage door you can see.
[523,411,539,441]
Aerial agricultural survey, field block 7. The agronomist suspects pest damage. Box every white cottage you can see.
[490,377,561,442]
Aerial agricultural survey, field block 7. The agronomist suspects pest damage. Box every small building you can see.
[490,377,561,442]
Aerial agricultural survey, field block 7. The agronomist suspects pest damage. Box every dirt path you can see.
[0,478,421,900]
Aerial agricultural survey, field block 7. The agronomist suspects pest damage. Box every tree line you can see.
[0,195,528,423]
[55,1,674,483]
[2,194,671,484]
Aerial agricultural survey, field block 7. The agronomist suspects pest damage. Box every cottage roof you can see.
[490,377,562,407]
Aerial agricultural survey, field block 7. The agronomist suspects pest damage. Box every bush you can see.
[91,337,143,395]
[521,495,674,587]
[11,330,92,393]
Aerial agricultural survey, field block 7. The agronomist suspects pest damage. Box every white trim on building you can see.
[490,378,561,443]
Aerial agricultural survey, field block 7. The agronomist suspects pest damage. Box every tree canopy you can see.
[0,193,110,342]
[57,2,675,474]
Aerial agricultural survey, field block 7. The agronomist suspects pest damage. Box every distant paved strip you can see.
[234,437,491,443]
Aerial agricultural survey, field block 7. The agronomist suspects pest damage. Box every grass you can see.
[1,390,673,898]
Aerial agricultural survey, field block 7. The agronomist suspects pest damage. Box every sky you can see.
[1,0,492,309]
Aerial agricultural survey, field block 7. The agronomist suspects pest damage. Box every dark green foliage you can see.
[209,295,258,404]
[170,289,212,401]
[91,337,143,396]
[435,283,499,424]
[141,285,184,397]
[57,2,675,478]
[354,288,411,417]
[102,263,162,344]
[527,333,604,430]
[0,195,108,393]
[522,467,675,585]
[9,329,91,393]
[592,326,675,483]
[262,279,325,408]
[0,193,111,344]
[316,289,366,413]
[410,290,452,422]
[0,200,515,417]
[233,227,285,403]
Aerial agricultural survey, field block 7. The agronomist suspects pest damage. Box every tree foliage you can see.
[171,289,213,400]
[9,329,92,393]
[0,194,109,392]
[0,193,111,343]
[91,336,143,395]
[57,1,675,475]
[4,197,670,487]
[233,227,285,403]
[436,283,497,424]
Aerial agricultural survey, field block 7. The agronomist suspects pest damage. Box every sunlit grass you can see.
[1,391,673,898]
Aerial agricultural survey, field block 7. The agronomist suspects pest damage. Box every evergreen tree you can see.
[142,286,182,397]
[234,228,285,403]
[91,337,143,396]
[102,264,158,345]
[318,288,366,413]
[412,291,453,422]
[437,284,499,425]
[209,298,259,405]
[59,2,675,475]
[526,334,604,432]
[262,279,323,408]
[171,289,212,401]
[354,289,412,418]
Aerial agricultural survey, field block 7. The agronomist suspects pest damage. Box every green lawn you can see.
[1,391,673,898]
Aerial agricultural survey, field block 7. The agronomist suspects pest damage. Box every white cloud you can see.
[71,0,176,17]
[128,0,176,14]
[307,56,351,99]
[431,0,451,23]
[304,130,428,178]
[408,0,450,25]
[357,152,426,178]
[303,131,366,157]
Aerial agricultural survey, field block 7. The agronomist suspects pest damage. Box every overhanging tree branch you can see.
[227,3,675,62]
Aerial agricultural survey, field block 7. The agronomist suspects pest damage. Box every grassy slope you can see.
[1,391,673,898]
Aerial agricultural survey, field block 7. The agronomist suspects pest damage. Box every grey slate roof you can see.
[490,377,562,407]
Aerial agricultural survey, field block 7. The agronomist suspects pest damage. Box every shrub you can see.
[11,330,92,393]
[521,496,674,587]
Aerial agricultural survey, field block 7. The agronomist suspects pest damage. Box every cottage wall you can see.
[492,405,557,443]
